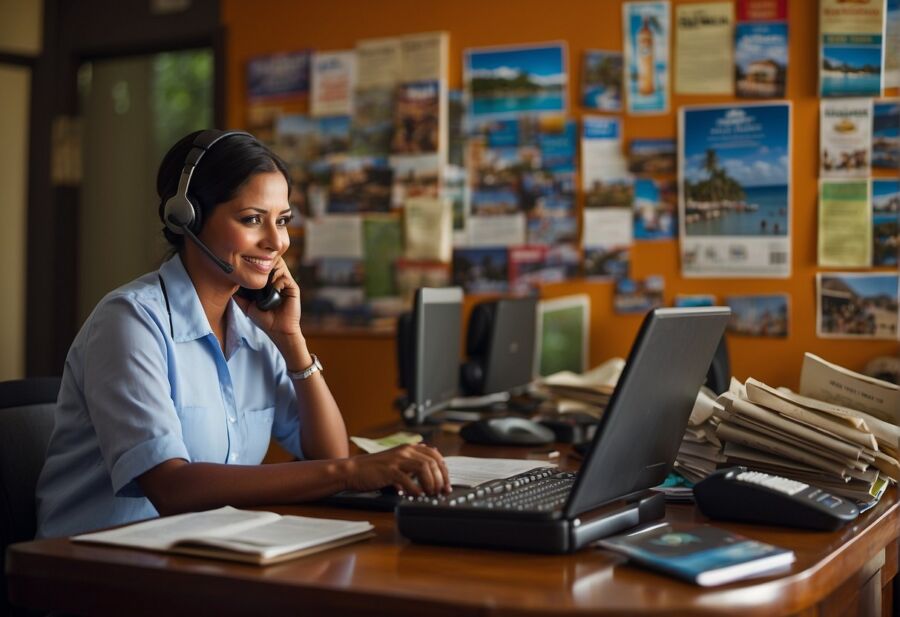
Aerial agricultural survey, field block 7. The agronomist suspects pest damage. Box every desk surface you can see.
[7,435,900,617]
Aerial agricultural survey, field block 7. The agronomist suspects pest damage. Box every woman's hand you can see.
[235,256,303,352]
[342,444,451,496]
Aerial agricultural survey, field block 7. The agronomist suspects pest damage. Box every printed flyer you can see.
[310,50,356,117]
[818,180,872,268]
[819,0,886,97]
[735,0,788,98]
[820,99,872,178]
[583,208,633,280]
[679,102,792,278]
[582,116,633,209]
[674,2,734,94]
[623,1,670,115]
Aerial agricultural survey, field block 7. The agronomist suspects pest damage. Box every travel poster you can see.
[735,0,788,97]
[819,0,886,97]
[873,179,899,267]
[246,51,311,103]
[623,1,671,115]
[679,103,791,278]
[818,180,872,268]
[674,2,734,95]
[820,98,872,178]
[536,295,589,376]
[581,50,623,111]
[873,99,900,171]
[464,42,567,124]
[725,294,789,337]
[310,50,355,117]
[817,273,899,340]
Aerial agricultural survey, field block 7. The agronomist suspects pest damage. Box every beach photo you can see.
[681,104,790,237]
[725,294,789,337]
[821,45,883,97]
[581,50,622,111]
[735,22,787,98]
[873,100,900,170]
[873,179,899,267]
[818,273,899,340]
[465,42,567,120]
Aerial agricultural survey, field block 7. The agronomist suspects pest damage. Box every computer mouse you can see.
[459,417,555,446]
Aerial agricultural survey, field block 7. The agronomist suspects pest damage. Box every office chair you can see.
[0,377,59,617]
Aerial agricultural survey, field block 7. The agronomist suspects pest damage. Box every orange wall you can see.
[223,0,898,426]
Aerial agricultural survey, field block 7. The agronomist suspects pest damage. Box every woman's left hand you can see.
[234,257,303,348]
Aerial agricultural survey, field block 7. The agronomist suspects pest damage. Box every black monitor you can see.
[397,287,463,425]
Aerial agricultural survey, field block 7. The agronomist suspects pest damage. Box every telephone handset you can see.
[235,269,282,311]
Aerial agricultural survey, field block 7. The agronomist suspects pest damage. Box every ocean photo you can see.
[821,45,883,97]
[466,43,567,119]
[682,104,790,238]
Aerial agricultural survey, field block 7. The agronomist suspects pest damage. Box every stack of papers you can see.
[674,388,726,484]
[535,358,624,418]
[712,371,898,504]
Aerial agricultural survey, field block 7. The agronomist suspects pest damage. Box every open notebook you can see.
[73,506,374,565]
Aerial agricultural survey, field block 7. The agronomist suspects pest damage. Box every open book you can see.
[73,506,374,565]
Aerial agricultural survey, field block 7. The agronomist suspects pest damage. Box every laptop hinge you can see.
[569,490,665,550]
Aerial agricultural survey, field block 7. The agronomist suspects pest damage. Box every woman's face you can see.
[197,170,292,289]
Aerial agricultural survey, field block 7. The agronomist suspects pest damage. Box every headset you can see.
[161,129,281,311]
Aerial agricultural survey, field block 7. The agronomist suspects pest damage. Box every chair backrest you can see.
[0,377,59,615]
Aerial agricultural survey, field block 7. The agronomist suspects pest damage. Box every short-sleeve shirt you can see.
[35,255,303,538]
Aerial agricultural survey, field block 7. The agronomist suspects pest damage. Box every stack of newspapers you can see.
[535,358,623,418]
[674,388,726,484]
[710,354,900,503]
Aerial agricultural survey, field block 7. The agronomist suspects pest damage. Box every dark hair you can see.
[156,129,291,250]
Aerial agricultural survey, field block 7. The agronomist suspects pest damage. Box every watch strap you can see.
[288,354,323,381]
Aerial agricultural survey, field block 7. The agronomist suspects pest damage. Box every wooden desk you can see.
[7,437,900,616]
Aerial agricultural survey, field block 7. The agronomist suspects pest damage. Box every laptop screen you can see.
[564,306,730,518]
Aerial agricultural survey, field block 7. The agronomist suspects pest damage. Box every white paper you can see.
[311,50,356,117]
[582,208,634,247]
[305,216,363,259]
[444,456,556,487]
[467,213,527,246]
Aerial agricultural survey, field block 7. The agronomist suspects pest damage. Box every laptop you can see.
[396,306,731,553]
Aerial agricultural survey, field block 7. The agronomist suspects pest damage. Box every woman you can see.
[35,130,449,538]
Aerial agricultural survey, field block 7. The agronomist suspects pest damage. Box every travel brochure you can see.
[623,1,670,115]
[679,102,792,278]
[819,0,886,98]
[674,2,734,95]
[310,50,356,117]
[817,273,899,340]
[873,179,899,267]
[583,208,632,281]
[735,0,788,99]
[818,180,872,268]
[873,99,899,171]
[820,99,872,178]
[581,50,623,112]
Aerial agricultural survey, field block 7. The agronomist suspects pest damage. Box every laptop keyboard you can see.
[405,468,577,512]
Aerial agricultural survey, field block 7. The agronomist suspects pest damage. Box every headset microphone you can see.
[172,216,234,274]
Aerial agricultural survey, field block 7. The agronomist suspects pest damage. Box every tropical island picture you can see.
[681,105,790,237]
[466,43,566,119]
[821,45,882,96]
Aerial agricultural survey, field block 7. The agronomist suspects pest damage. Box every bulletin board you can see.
[222,0,898,400]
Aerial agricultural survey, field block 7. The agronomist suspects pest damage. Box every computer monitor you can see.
[398,287,463,425]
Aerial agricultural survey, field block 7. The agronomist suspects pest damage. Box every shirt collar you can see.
[158,255,262,352]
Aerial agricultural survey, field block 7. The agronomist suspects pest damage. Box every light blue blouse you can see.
[36,254,303,538]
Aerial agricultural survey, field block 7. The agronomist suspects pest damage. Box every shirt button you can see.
[228,416,236,423]
[229,453,239,462]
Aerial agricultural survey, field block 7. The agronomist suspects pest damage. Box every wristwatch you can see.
[288,354,323,381]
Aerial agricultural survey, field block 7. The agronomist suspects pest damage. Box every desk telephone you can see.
[694,467,859,531]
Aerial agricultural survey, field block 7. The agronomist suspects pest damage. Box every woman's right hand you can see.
[342,444,451,496]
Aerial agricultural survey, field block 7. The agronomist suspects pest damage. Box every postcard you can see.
[327,157,393,214]
[584,246,630,281]
[311,50,355,117]
[452,247,509,294]
[818,180,872,268]
[725,294,789,337]
[628,138,676,174]
[362,216,402,299]
[404,196,452,262]
[819,0,886,97]
[305,215,363,260]
[675,294,716,307]
[679,102,791,277]
[634,178,677,240]
[873,179,899,267]
[582,50,623,111]
[817,273,899,340]
[735,21,788,99]
[390,153,440,209]
[674,2,734,95]
[246,51,311,103]
[888,0,900,87]
[467,214,527,247]
[820,98,872,178]
[623,1,671,115]
[536,295,590,376]
[613,276,665,314]
[872,99,900,171]
[464,42,567,123]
